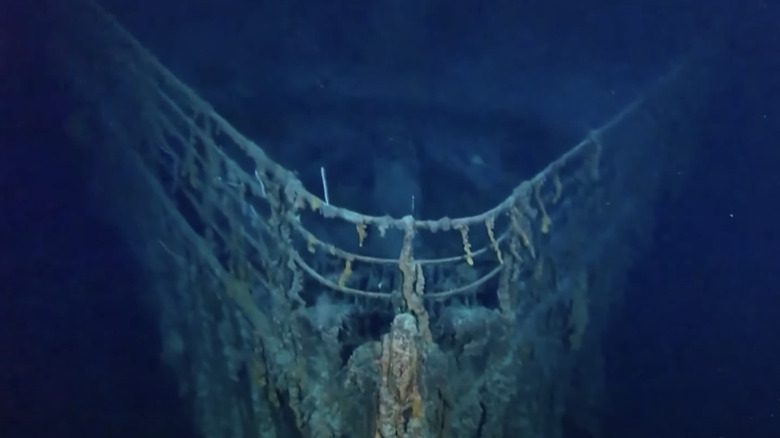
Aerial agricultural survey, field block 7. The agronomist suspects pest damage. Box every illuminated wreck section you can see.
[55,2,708,437]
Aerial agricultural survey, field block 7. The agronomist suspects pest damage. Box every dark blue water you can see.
[0,6,194,435]
[2,1,778,437]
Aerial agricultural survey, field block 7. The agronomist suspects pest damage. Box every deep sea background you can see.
[1,0,779,437]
